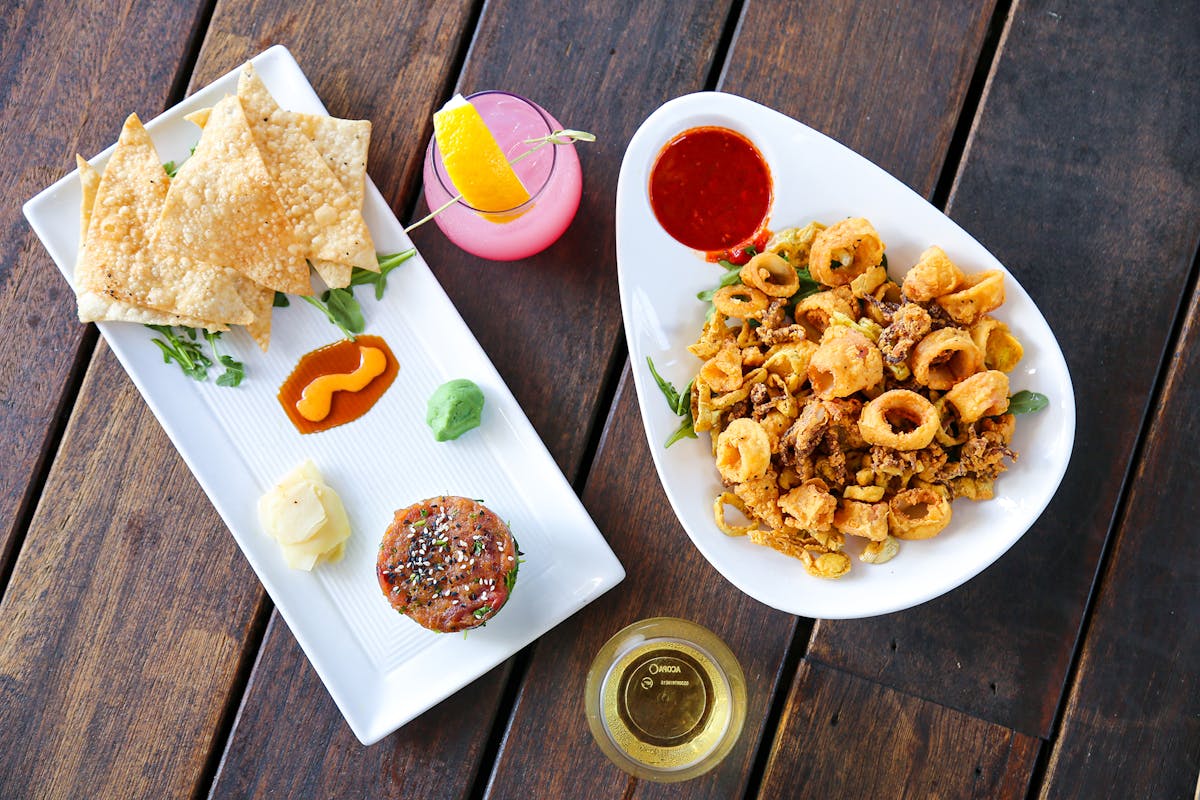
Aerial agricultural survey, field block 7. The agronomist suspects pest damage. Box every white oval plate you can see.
[616,92,1074,619]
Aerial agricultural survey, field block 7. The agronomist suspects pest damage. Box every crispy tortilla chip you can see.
[302,115,373,287]
[74,117,253,325]
[237,63,376,271]
[187,104,373,289]
[184,108,211,128]
[75,155,226,330]
[240,283,275,351]
[154,95,310,295]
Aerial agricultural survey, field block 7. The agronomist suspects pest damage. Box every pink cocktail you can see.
[422,91,583,261]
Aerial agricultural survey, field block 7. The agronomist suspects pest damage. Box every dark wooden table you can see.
[3,1,1197,797]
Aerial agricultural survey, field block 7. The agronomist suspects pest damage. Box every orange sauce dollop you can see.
[278,335,399,434]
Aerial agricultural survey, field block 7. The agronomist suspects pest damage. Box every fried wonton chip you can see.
[187,102,374,289]
[76,155,226,330]
[74,115,254,326]
[301,114,372,288]
[155,95,309,295]
[237,64,376,272]
[240,283,275,351]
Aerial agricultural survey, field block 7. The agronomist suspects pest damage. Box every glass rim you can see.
[430,90,559,215]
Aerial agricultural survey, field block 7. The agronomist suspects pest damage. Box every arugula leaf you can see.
[300,292,360,340]
[646,357,696,447]
[646,357,687,414]
[665,416,697,447]
[1008,390,1049,415]
[324,288,365,334]
[697,263,744,302]
[204,330,245,388]
[146,325,211,381]
[272,292,290,308]
[216,356,245,387]
[350,249,416,300]
[504,535,521,591]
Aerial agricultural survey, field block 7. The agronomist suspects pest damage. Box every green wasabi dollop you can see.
[426,379,485,442]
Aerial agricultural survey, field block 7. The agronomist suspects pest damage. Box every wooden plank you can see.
[207,615,512,799]
[486,369,797,799]
[481,2,1003,796]
[404,0,736,478]
[720,0,998,196]
[0,3,479,799]
[759,660,1039,799]
[0,0,208,593]
[1037,285,1200,798]
[0,343,266,800]
[808,0,1200,738]
[215,2,733,796]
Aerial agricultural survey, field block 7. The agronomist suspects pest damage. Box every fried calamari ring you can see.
[888,486,952,539]
[944,369,1010,423]
[794,287,857,340]
[809,217,885,286]
[902,246,964,302]
[715,417,772,483]
[713,492,757,536]
[713,284,769,318]
[764,222,824,266]
[763,341,818,394]
[859,389,940,450]
[699,342,743,393]
[936,269,1005,325]
[740,251,800,297]
[779,478,837,532]
[833,498,889,541]
[910,328,983,390]
[807,328,883,399]
[969,316,1024,372]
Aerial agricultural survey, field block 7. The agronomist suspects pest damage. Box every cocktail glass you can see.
[422,90,583,261]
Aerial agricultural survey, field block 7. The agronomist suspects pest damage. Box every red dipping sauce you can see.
[648,126,772,260]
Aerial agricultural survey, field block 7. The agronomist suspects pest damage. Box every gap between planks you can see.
[1024,236,1200,800]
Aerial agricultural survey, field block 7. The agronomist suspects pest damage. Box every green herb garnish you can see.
[300,289,363,340]
[473,606,493,619]
[473,539,484,555]
[204,331,245,387]
[647,356,696,447]
[162,160,178,178]
[147,325,211,381]
[273,292,290,308]
[1008,390,1049,414]
[433,537,448,546]
[350,249,416,300]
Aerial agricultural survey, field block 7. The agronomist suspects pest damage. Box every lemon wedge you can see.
[433,94,531,216]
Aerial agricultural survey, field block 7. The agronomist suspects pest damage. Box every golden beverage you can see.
[586,618,746,782]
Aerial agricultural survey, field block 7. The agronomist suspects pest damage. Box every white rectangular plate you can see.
[616,92,1074,620]
[24,45,624,745]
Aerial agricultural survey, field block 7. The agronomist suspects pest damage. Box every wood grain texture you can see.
[407,0,735,478]
[1037,284,1200,798]
[185,3,523,799]
[759,660,1040,799]
[484,368,798,799]
[210,615,513,799]
[0,342,267,800]
[808,0,1200,738]
[721,0,998,197]
[482,3,1007,796]
[186,0,474,211]
[0,0,208,597]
